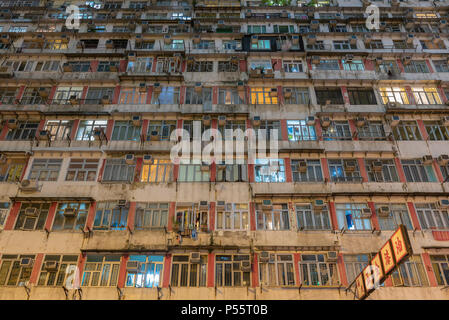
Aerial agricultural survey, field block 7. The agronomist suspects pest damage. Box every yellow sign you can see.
[380,240,395,275]
[355,273,366,299]
[371,253,384,280]
[391,225,410,265]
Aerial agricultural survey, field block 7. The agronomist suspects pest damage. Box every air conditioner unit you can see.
[422,155,433,165]
[307,116,316,126]
[440,20,447,28]
[189,252,201,263]
[311,56,320,64]
[126,261,144,273]
[326,251,338,262]
[63,207,77,218]
[117,199,127,207]
[218,116,226,126]
[345,54,354,63]
[69,95,79,105]
[93,127,105,140]
[253,116,261,126]
[193,34,201,44]
[310,20,319,30]
[150,131,159,141]
[215,201,226,211]
[24,207,38,217]
[194,82,202,93]
[142,154,152,164]
[128,52,136,60]
[390,115,400,127]
[199,201,209,210]
[241,261,251,272]
[101,95,110,104]
[19,179,39,192]
[38,130,51,141]
[251,35,258,44]
[379,22,386,30]
[376,206,389,217]
[0,154,6,164]
[364,34,372,43]
[344,160,357,172]
[441,116,449,126]
[355,117,366,127]
[406,34,414,44]
[7,119,18,129]
[139,83,147,93]
[153,83,161,92]
[283,88,292,98]
[437,154,449,166]
[436,199,449,208]
[135,34,142,43]
[371,161,383,172]
[38,88,49,98]
[246,10,252,18]
[132,115,141,126]
[269,88,278,97]
[0,34,10,43]
[262,200,272,210]
[259,251,270,262]
[361,208,372,218]
[105,40,114,49]
[125,154,135,164]
[307,34,316,45]
[298,160,307,173]
[292,35,299,45]
[387,101,401,109]
[405,20,414,29]
[320,117,331,128]
[20,258,34,268]
[329,20,337,26]
[402,56,412,65]
[63,63,72,72]
[44,261,59,271]
[164,35,171,44]
[200,163,209,172]
[349,35,357,45]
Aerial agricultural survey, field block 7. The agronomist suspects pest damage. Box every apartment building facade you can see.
[0,0,448,300]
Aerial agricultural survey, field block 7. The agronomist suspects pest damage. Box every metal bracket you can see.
[23,284,31,300]
[62,286,69,300]
[157,286,162,300]
[117,286,124,300]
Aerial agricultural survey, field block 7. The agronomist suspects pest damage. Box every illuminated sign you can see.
[351,224,413,300]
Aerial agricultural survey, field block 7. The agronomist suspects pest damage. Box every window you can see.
[366,40,384,49]
[193,40,215,50]
[141,159,172,183]
[283,88,309,105]
[375,203,413,230]
[415,203,449,230]
[156,57,181,73]
[216,203,249,230]
[255,159,285,183]
[135,41,155,50]
[256,203,290,230]
[223,40,241,50]
[0,87,18,104]
[251,39,271,50]
[433,60,449,73]
[291,159,322,182]
[14,202,49,231]
[79,39,99,49]
[296,203,330,230]
[215,254,251,287]
[125,255,163,288]
[37,255,78,287]
[135,203,169,230]
[273,25,295,33]
[9,26,27,33]
[0,159,26,182]
[76,120,107,141]
[336,203,371,231]
[44,39,69,50]
[147,120,176,141]
[347,88,376,105]
[185,87,212,105]
[151,87,180,104]
[170,255,207,287]
[357,121,386,140]
[93,202,129,230]
[53,86,83,105]
[323,121,352,141]
[425,121,449,141]
[28,159,62,181]
[431,255,449,286]
[0,255,35,286]
[328,159,361,182]
[250,87,278,105]
[344,254,369,283]
[366,159,399,182]
[342,60,364,71]
[393,121,422,141]
[247,25,266,33]
[178,164,210,182]
[174,204,209,234]
[111,121,141,141]
[420,40,445,50]
[218,61,238,72]
[20,87,50,104]
[333,40,356,50]
[215,162,247,182]
[81,255,120,287]
[85,87,113,105]
[378,61,401,75]
[163,39,184,50]
[379,87,410,104]
[187,61,213,72]
[259,253,295,286]
[0,202,8,228]
[329,25,347,32]
[393,40,414,49]
[52,202,89,231]
[315,88,344,105]
[401,159,436,182]
[97,61,118,72]
[65,159,99,182]
[300,254,339,286]
[283,60,303,73]
[218,88,245,104]
[411,87,442,105]
[119,87,147,105]
[67,61,91,72]
[102,159,136,182]
[110,39,128,49]
[287,120,315,141]
[404,61,429,73]
[391,255,429,287]
[312,59,340,71]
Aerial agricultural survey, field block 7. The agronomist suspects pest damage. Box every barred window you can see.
[0,87,18,104]
[415,203,449,230]
[170,255,207,287]
[215,254,251,287]
[342,60,364,71]
[216,203,249,230]
[218,61,238,72]
[401,159,436,182]
[323,121,352,141]
[365,159,399,182]
[28,159,62,181]
[425,121,449,140]
[256,203,290,230]
[315,88,344,105]
[6,121,39,141]
[392,121,422,141]
[52,202,89,231]
[85,87,114,105]
[296,203,330,230]
[102,159,135,182]
[185,87,212,105]
[81,255,121,287]
[404,61,429,73]
[76,120,107,141]
[259,253,295,286]
[111,121,141,141]
[135,203,169,229]
[0,254,35,286]
[65,159,99,182]
[411,87,442,105]
[37,255,78,287]
[287,120,316,141]
[187,61,213,72]
[379,87,410,104]
[433,60,449,73]
[125,255,164,288]
[375,203,413,230]
[347,87,377,105]
[141,159,172,183]
[392,255,429,287]
[336,203,371,231]
[344,254,369,283]
[21,87,50,104]
[94,202,129,230]
[300,254,339,286]
[53,86,83,105]
[283,88,309,104]
[431,255,449,286]
[14,202,49,231]
[357,121,386,140]
[255,159,285,183]
[328,159,362,182]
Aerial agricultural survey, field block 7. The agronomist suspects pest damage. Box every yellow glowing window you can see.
[416,13,437,18]
[141,159,172,182]
[250,87,278,105]
[379,87,409,105]
[412,87,442,105]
